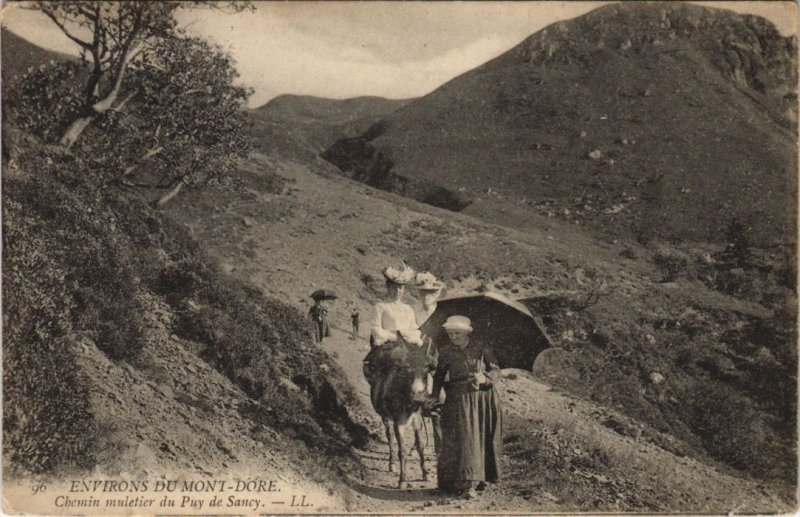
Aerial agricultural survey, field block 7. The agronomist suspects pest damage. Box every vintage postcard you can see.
[2,1,797,514]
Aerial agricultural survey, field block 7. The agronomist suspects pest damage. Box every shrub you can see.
[652,247,690,282]
[5,61,84,142]
[719,219,751,268]
[12,161,150,361]
[681,378,792,480]
[170,264,367,450]
[3,198,94,474]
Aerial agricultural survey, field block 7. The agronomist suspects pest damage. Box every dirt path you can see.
[318,324,788,513]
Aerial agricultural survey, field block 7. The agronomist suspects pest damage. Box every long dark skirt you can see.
[437,385,502,490]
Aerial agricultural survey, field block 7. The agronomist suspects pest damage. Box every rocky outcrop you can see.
[321,122,472,212]
[514,2,796,126]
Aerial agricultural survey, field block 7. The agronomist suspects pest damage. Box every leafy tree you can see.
[62,35,253,205]
[30,2,180,147]
[4,60,84,142]
[120,36,252,206]
[12,3,252,205]
[30,1,249,148]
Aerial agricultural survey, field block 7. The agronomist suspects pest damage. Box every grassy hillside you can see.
[1,30,76,88]
[322,2,797,245]
[2,130,367,479]
[247,94,410,161]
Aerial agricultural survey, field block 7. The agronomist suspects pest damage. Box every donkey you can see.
[363,335,435,488]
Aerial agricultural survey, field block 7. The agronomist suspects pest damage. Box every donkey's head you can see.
[383,336,431,410]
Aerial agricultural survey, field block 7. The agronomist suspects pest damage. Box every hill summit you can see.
[322,2,797,244]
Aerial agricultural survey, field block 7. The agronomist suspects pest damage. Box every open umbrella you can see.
[419,291,552,370]
[310,289,338,301]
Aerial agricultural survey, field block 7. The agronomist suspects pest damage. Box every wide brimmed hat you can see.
[442,315,473,333]
[310,289,338,301]
[415,272,445,291]
[382,262,415,285]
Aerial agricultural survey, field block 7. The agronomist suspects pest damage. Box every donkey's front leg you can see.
[413,415,428,481]
[384,418,396,473]
[394,420,407,488]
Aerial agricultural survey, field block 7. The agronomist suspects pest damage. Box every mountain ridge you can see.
[322,1,797,245]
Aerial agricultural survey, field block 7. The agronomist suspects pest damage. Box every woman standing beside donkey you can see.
[431,315,503,498]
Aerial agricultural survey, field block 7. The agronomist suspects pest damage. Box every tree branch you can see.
[76,5,98,22]
[40,9,93,49]
[111,91,137,112]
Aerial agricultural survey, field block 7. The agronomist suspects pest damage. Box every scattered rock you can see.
[579,130,588,138]
[279,377,301,392]
[645,334,656,345]
[650,371,665,385]
[588,149,603,160]
[698,252,715,264]
[541,491,559,502]
[755,347,778,366]
[242,217,254,227]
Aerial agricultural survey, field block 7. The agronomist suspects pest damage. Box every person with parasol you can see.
[308,289,337,344]
[431,315,503,498]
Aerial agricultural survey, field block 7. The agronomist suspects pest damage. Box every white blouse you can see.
[371,300,423,346]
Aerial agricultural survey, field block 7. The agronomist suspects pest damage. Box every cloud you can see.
[5,1,795,107]
[180,5,538,106]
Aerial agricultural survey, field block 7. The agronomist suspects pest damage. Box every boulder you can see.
[532,347,581,384]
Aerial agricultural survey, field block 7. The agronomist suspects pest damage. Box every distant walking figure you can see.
[309,289,337,344]
[351,308,360,339]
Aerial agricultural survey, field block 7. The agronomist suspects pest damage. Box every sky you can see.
[2,1,797,108]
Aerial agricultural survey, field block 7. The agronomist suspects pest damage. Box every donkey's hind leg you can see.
[383,418,395,473]
[413,413,428,481]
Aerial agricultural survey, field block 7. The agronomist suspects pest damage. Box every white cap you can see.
[442,315,473,333]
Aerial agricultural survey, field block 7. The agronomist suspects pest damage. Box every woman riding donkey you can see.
[364,262,431,413]
[362,261,439,483]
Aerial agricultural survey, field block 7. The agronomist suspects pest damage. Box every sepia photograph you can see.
[1,1,797,514]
